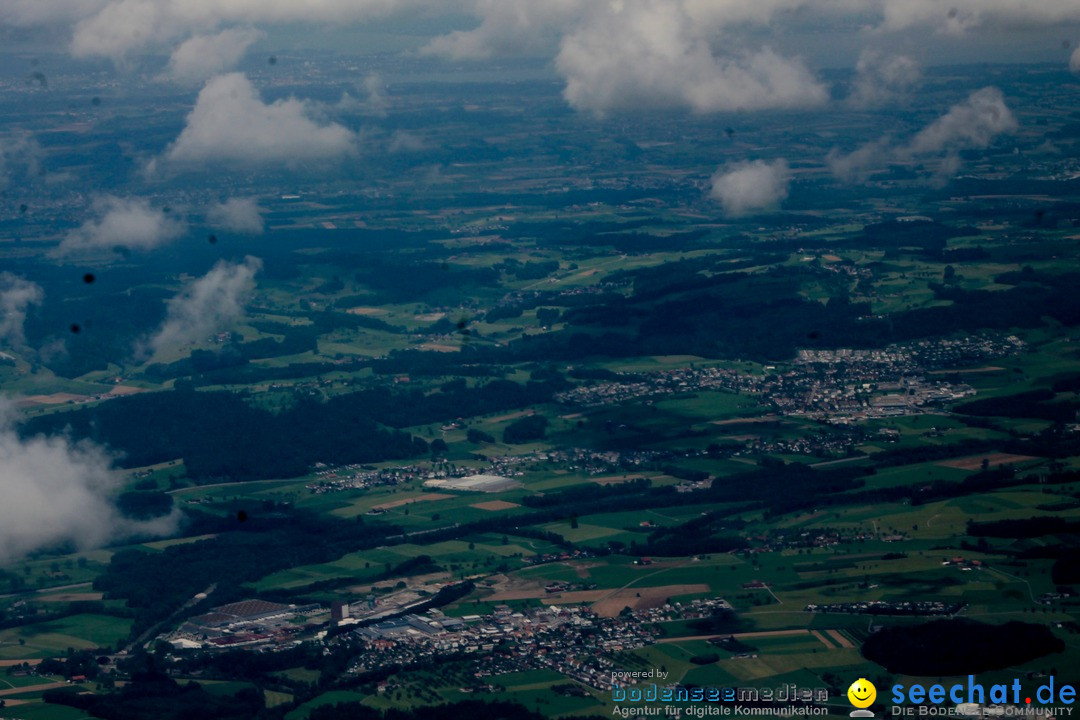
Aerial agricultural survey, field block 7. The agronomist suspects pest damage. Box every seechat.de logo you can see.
[849,678,878,718]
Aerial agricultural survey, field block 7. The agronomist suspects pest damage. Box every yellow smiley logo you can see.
[848,678,876,709]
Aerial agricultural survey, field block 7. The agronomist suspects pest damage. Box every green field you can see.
[0,615,132,659]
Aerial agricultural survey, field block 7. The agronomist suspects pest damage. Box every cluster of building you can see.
[307,447,672,496]
[307,462,445,494]
[942,556,986,571]
[743,528,877,553]
[520,548,596,566]
[347,597,732,690]
[727,432,858,459]
[794,335,1024,369]
[805,600,964,616]
[348,603,652,689]
[167,599,326,650]
[556,335,1022,424]
[553,365,759,408]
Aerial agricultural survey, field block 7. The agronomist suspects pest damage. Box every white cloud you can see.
[163,27,263,85]
[421,0,582,60]
[388,130,427,153]
[0,274,43,352]
[57,196,185,256]
[930,153,964,186]
[161,73,357,168]
[6,0,1080,68]
[1071,46,1080,74]
[0,132,43,191]
[147,256,262,355]
[709,159,791,216]
[827,138,892,183]
[848,50,920,108]
[66,0,440,61]
[829,86,1017,183]
[556,2,828,115]
[206,197,265,235]
[11,0,1077,122]
[0,400,177,564]
[60,0,838,116]
[360,72,388,115]
[333,73,390,117]
[906,86,1017,155]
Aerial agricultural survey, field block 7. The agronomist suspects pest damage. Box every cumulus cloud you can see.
[160,73,356,168]
[66,0,439,61]
[57,196,185,256]
[421,0,582,60]
[0,274,43,352]
[9,0,1080,68]
[830,87,1017,183]
[14,0,1076,121]
[826,138,892,183]
[388,130,427,153]
[423,0,870,63]
[0,132,43,191]
[709,159,791,216]
[8,0,1074,134]
[359,72,388,115]
[163,27,263,85]
[848,50,920,108]
[147,256,262,355]
[906,86,1017,155]
[334,73,389,117]
[0,400,178,564]
[206,197,265,235]
[556,3,827,115]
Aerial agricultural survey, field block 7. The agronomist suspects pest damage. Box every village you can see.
[347,596,735,691]
[555,335,1023,422]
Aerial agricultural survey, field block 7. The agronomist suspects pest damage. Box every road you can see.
[120,583,216,654]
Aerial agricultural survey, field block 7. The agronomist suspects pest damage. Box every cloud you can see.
[421,0,582,60]
[906,86,1017,155]
[0,400,178,564]
[66,0,440,61]
[333,73,389,117]
[930,153,964,186]
[206,197,265,235]
[160,73,357,168]
[360,72,388,115]
[147,256,262,355]
[57,196,185,256]
[1071,46,1080,74]
[848,50,920,108]
[0,273,43,352]
[10,0,1080,68]
[387,130,427,153]
[163,27,263,85]
[0,132,43,191]
[555,3,828,115]
[709,159,791,216]
[830,86,1017,183]
[826,138,892,183]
